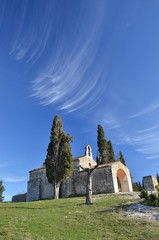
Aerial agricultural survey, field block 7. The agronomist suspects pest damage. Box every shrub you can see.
[140,188,159,207]
[140,189,149,200]
[148,193,158,207]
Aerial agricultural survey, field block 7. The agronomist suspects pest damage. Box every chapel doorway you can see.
[116,169,130,192]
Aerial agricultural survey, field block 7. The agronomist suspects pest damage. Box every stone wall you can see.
[61,163,115,197]
[12,193,27,202]
[93,166,114,194]
[60,161,87,197]
[143,176,158,191]
[27,167,54,201]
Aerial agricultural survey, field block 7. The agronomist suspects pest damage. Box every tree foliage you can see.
[0,180,5,202]
[97,125,108,164]
[45,115,73,199]
[107,140,116,163]
[118,151,126,166]
[133,181,142,191]
[156,173,159,184]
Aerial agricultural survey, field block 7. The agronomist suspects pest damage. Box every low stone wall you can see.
[12,193,27,202]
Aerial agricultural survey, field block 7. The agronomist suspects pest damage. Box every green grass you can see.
[0,194,159,240]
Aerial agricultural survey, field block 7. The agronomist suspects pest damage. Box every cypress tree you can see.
[0,180,5,202]
[45,115,73,199]
[97,125,108,164]
[138,181,142,191]
[107,140,116,163]
[118,151,126,166]
[156,173,159,184]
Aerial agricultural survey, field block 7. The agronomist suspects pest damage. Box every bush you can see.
[140,188,159,207]
[148,193,158,207]
[140,189,149,200]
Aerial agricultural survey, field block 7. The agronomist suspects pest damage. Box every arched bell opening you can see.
[116,169,130,192]
[85,145,93,158]
[88,146,91,156]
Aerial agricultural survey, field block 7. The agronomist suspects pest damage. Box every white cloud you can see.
[130,98,159,118]
[103,119,121,130]
[146,155,159,160]
[119,127,159,160]
[136,124,159,133]
[31,2,107,112]
[10,1,54,63]
[3,176,27,183]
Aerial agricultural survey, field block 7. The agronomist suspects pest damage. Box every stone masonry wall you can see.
[61,163,115,197]
[93,166,114,194]
[27,167,54,201]
[143,176,158,191]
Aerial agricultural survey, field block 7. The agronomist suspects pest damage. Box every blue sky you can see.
[0,0,159,201]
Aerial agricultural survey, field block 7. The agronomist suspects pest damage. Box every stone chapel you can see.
[26,145,133,201]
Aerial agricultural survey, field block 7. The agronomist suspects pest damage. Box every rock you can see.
[124,203,159,221]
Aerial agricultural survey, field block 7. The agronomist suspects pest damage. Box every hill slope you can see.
[0,193,159,240]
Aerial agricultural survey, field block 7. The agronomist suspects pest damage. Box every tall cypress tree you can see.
[107,140,116,163]
[45,115,73,199]
[118,151,126,166]
[156,173,159,184]
[0,180,5,202]
[97,125,108,164]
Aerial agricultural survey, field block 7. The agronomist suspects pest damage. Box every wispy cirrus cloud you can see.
[117,124,159,160]
[108,97,159,160]
[136,124,159,133]
[102,115,122,130]
[129,98,159,118]
[31,1,108,112]
[4,0,110,113]
[99,98,159,160]
[134,133,159,155]
[9,0,55,63]
[6,0,159,161]
[3,176,27,183]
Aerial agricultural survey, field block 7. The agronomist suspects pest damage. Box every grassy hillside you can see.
[0,194,159,240]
